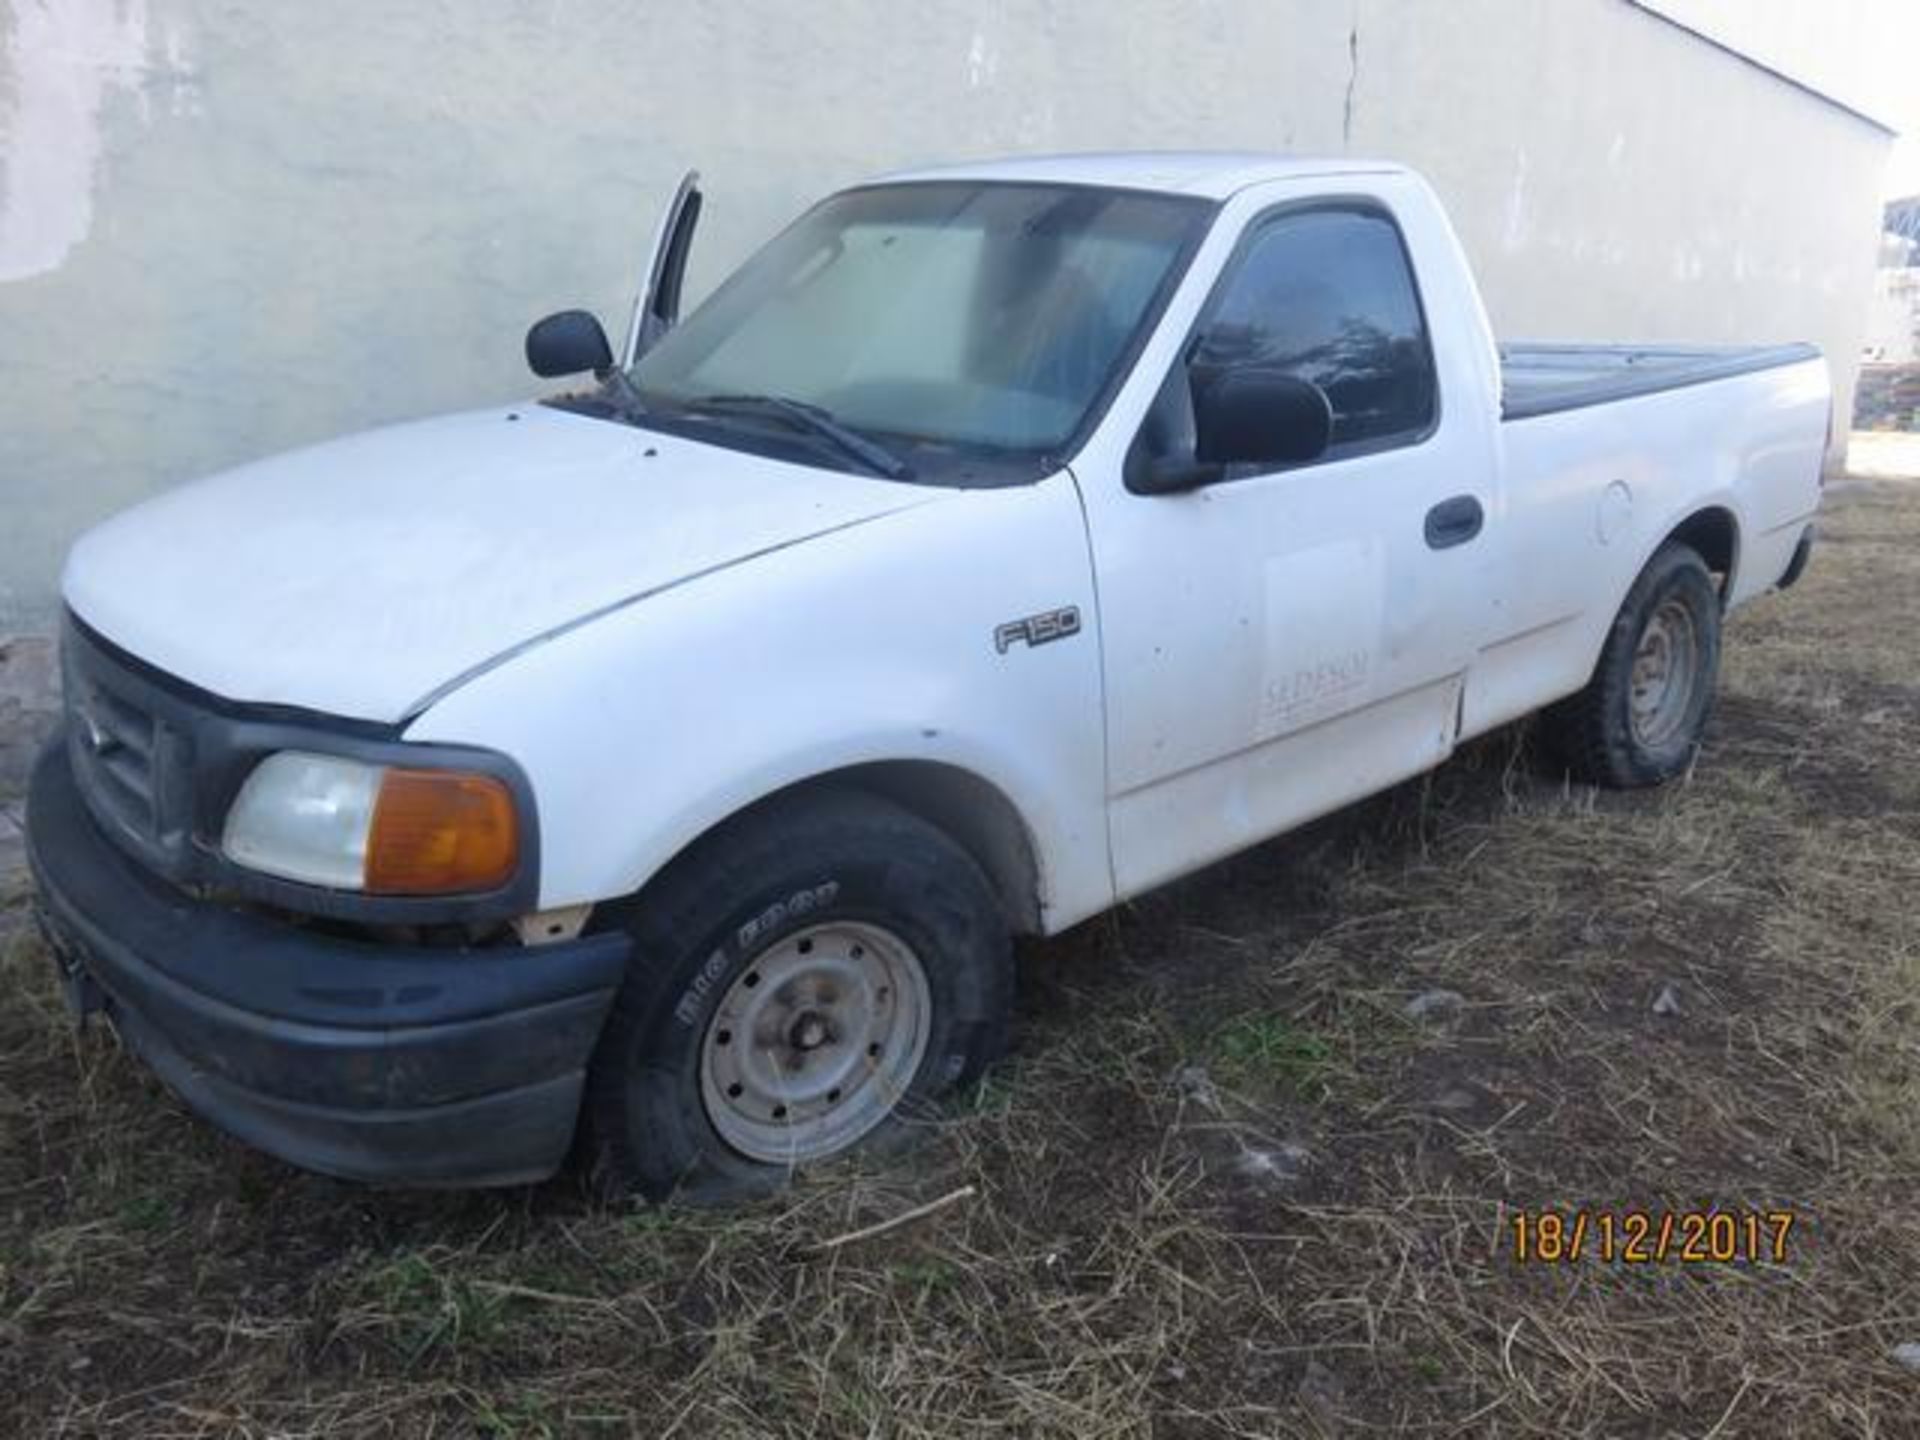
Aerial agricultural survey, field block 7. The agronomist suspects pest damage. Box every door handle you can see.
[1424,494,1484,550]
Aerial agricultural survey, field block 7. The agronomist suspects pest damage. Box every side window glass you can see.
[1194,209,1436,451]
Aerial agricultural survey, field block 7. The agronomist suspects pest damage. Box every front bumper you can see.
[25,736,630,1187]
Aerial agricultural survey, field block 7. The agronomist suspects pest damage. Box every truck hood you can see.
[64,404,936,722]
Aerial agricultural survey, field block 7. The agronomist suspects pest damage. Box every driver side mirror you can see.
[1195,366,1333,468]
[1130,365,1334,494]
[525,309,615,378]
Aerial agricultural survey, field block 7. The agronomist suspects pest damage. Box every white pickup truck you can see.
[28,153,1826,1199]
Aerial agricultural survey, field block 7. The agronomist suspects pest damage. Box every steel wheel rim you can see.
[1628,598,1699,749]
[699,920,931,1164]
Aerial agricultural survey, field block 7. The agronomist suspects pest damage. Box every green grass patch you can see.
[361,1248,518,1360]
[1210,1012,1335,1096]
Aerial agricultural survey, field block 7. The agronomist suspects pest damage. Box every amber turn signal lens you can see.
[364,768,518,895]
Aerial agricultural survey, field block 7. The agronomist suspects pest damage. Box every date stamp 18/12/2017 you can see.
[1508,1210,1797,1265]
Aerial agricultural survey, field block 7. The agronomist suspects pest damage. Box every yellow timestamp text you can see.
[1508,1209,1797,1265]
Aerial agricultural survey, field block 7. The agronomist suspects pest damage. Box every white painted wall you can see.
[0,0,1891,636]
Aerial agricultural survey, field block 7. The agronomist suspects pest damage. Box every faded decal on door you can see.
[1257,540,1385,739]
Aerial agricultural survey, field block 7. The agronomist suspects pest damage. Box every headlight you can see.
[221,751,519,895]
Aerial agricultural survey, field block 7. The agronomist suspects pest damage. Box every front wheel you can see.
[1543,541,1722,788]
[583,789,1012,1203]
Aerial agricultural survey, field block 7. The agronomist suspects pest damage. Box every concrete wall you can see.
[0,0,1891,641]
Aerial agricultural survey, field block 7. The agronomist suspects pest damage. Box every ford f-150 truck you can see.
[27,153,1826,1200]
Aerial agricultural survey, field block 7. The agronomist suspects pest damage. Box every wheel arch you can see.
[631,759,1047,936]
[1562,501,1741,718]
[1661,504,1741,606]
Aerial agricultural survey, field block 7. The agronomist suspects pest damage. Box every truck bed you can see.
[1500,342,1820,421]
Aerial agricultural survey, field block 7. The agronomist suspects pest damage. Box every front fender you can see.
[405,473,1114,933]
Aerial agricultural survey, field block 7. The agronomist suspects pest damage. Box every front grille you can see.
[55,610,537,924]
[70,677,156,828]
[62,622,195,874]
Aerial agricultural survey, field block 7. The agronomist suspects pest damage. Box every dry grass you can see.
[3,482,1919,1437]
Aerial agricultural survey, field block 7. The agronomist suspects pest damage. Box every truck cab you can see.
[27,153,1827,1199]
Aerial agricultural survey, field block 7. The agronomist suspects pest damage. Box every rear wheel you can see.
[583,789,1012,1203]
[1543,542,1721,788]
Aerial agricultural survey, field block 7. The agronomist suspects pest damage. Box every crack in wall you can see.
[1342,2,1360,148]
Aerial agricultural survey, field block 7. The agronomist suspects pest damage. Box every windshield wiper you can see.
[686,393,909,479]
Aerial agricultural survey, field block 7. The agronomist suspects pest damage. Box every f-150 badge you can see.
[994,606,1082,654]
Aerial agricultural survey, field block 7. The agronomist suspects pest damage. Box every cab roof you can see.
[868,151,1406,200]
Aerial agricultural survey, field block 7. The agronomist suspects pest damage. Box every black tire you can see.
[583,788,1012,1203]
[1543,542,1722,788]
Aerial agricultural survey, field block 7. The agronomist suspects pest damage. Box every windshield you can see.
[629,182,1211,476]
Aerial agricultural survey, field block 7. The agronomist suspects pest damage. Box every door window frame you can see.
[1127,196,1445,485]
